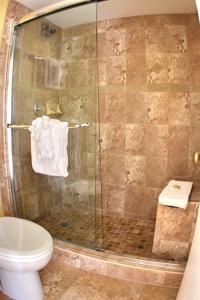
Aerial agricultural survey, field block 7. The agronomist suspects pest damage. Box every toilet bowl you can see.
[0,217,53,300]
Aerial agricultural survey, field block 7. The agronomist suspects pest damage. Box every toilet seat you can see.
[0,217,53,256]
[0,217,53,272]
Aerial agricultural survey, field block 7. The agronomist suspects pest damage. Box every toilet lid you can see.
[0,217,53,259]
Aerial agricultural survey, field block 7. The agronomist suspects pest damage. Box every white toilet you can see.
[0,217,53,300]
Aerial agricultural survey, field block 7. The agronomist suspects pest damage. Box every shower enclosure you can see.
[7,0,104,251]
[6,0,199,266]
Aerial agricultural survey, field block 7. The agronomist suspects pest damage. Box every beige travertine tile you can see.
[105,184,125,217]
[153,203,198,260]
[71,35,88,59]
[189,157,200,184]
[143,188,161,220]
[168,126,189,158]
[126,92,147,124]
[147,92,169,124]
[124,15,145,28]
[190,125,200,156]
[146,157,167,188]
[126,54,146,89]
[169,54,189,84]
[168,92,190,125]
[144,15,171,26]
[19,52,35,85]
[146,125,168,157]
[167,158,190,179]
[106,55,126,85]
[145,26,168,54]
[106,154,125,185]
[98,32,107,57]
[189,54,200,90]
[99,123,109,153]
[59,271,144,300]
[106,29,126,57]
[106,89,126,123]
[103,18,126,32]
[124,186,144,217]
[147,54,170,84]
[125,155,146,187]
[190,92,200,124]
[107,124,126,154]
[186,25,200,54]
[165,25,187,53]
[70,59,89,87]
[125,124,146,155]
[142,285,178,300]
[154,203,198,243]
[126,27,145,54]
[41,261,85,300]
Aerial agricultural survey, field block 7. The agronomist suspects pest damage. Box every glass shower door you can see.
[9,2,103,250]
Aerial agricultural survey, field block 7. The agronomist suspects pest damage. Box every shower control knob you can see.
[193,152,200,164]
[33,103,41,113]
[33,102,45,117]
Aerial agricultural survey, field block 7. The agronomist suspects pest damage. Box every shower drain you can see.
[60,222,71,228]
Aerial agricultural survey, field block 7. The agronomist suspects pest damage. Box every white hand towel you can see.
[29,116,68,177]
[159,180,193,209]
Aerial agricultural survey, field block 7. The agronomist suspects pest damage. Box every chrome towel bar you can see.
[7,123,92,130]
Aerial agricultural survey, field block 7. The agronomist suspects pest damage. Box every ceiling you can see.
[16,0,198,28]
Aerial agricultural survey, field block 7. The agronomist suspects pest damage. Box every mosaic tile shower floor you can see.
[38,208,157,259]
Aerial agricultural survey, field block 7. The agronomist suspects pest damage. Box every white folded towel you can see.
[29,116,68,177]
[159,180,193,209]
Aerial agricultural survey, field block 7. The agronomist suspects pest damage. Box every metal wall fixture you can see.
[7,123,92,130]
[193,151,200,164]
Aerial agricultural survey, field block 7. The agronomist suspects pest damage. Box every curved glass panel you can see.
[10,2,104,250]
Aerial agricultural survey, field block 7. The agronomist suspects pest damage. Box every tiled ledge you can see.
[53,239,185,288]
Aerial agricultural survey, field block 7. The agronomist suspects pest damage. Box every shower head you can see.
[41,22,57,37]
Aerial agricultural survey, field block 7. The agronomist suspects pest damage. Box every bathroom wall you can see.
[98,14,200,221]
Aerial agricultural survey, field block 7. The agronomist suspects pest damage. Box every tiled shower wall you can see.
[98,14,200,220]
[1,3,200,223]
[59,24,98,213]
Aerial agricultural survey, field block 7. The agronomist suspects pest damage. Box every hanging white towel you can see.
[159,180,193,209]
[29,116,68,177]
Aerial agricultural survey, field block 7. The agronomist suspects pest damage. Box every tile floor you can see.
[0,260,178,300]
[38,207,158,259]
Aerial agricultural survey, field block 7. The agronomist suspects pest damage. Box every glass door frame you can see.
[6,0,105,251]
